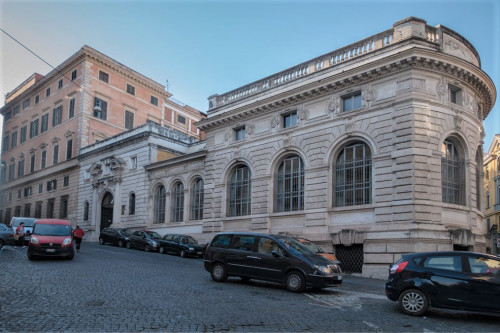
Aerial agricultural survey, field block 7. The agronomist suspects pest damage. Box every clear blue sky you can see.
[1,0,499,150]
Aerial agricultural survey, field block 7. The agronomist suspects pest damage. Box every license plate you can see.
[197,252,202,255]
[46,249,56,253]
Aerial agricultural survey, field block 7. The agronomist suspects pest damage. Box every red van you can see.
[27,219,74,260]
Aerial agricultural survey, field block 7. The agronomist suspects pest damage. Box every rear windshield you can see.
[33,224,71,236]
[119,229,132,236]
[12,218,36,227]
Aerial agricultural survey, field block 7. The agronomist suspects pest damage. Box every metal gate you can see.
[335,244,364,273]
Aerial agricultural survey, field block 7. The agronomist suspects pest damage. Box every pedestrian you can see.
[73,225,85,252]
[15,222,26,248]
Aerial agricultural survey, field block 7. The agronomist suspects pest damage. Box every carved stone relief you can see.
[270,115,280,133]
[454,110,463,130]
[246,124,255,136]
[327,95,340,118]
[224,129,231,145]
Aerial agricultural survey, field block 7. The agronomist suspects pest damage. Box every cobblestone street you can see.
[1,242,498,332]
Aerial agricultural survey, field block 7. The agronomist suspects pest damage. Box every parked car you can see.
[27,219,74,260]
[126,230,161,252]
[385,251,500,316]
[10,217,36,245]
[99,228,132,247]
[295,238,338,262]
[203,232,343,292]
[158,234,205,257]
[0,223,16,249]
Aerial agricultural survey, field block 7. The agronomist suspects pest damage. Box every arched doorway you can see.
[100,192,113,231]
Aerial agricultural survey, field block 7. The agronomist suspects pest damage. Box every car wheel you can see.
[180,250,186,258]
[144,244,151,252]
[126,242,132,249]
[27,251,36,260]
[159,247,165,254]
[211,263,228,282]
[398,289,429,316]
[118,240,124,247]
[285,271,306,293]
[99,238,105,245]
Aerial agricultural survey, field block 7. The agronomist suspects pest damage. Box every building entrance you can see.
[100,192,113,231]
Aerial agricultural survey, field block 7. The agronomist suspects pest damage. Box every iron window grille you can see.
[30,155,35,173]
[441,140,465,205]
[334,143,372,207]
[154,185,166,223]
[190,178,204,220]
[129,193,135,215]
[172,182,184,222]
[276,155,304,212]
[84,201,89,221]
[229,166,251,216]
[99,71,109,83]
[126,84,135,95]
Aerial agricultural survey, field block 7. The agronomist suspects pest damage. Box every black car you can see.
[158,234,204,257]
[203,232,343,292]
[0,223,16,249]
[385,251,500,316]
[126,230,162,252]
[99,228,132,247]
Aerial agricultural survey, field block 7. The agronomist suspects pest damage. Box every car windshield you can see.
[13,218,36,227]
[180,236,197,244]
[300,240,324,253]
[275,236,316,256]
[146,232,162,239]
[119,229,132,236]
[33,224,71,236]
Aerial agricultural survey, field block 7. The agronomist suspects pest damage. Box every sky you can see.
[0,0,499,151]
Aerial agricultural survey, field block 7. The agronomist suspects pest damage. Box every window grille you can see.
[154,185,166,223]
[335,244,364,273]
[190,178,204,220]
[229,166,251,216]
[441,140,465,205]
[276,156,304,212]
[334,143,372,207]
[172,182,184,222]
[129,193,135,215]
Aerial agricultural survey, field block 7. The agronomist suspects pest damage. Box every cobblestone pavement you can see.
[1,243,498,332]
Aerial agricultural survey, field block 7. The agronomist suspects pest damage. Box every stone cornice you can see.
[197,52,495,131]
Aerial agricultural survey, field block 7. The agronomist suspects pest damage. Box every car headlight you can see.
[150,241,158,247]
[63,238,72,245]
[31,236,39,245]
[314,265,332,275]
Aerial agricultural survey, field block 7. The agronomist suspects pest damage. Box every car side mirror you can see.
[271,250,282,258]
[26,231,31,235]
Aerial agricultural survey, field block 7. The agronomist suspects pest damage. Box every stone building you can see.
[0,46,205,226]
[484,134,500,254]
[196,17,496,278]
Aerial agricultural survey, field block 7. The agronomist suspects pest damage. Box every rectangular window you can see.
[52,106,62,126]
[35,201,42,218]
[30,154,36,173]
[46,87,51,97]
[13,105,20,116]
[150,96,159,106]
[93,97,108,120]
[99,70,109,83]
[343,92,362,112]
[131,156,137,169]
[60,195,69,219]
[47,179,57,191]
[449,84,462,105]
[23,98,30,110]
[126,84,135,95]
[17,191,21,199]
[66,139,73,160]
[234,127,246,141]
[9,164,15,181]
[125,110,134,130]
[177,115,186,125]
[2,136,9,152]
[11,131,17,149]
[41,114,49,133]
[69,98,75,118]
[24,203,31,217]
[18,159,25,177]
[39,183,43,193]
[41,150,47,169]
[283,112,297,128]
[4,110,11,121]
[35,95,39,104]
[24,187,32,197]
[58,79,63,89]
[47,199,55,218]
[53,145,59,165]
[20,125,27,143]
[64,175,69,187]
[30,118,39,138]
[71,69,77,81]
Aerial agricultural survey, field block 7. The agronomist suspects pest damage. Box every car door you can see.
[465,254,500,311]
[131,231,145,249]
[420,254,470,308]
[224,235,257,277]
[171,235,181,254]
[248,237,290,282]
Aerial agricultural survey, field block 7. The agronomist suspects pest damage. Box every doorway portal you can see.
[100,192,113,231]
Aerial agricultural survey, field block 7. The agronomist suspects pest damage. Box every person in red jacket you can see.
[72,225,85,252]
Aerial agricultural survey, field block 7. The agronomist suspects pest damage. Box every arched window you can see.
[190,178,204,220]
[475,149,482,210]
[276,155,304,212]
[129,193,136,215]
[171,182,184,222]
[83,201,89,221]
[441,139,465,205]
[229,165,251,216]
[334,142,371,207]
[154,185,166,223]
